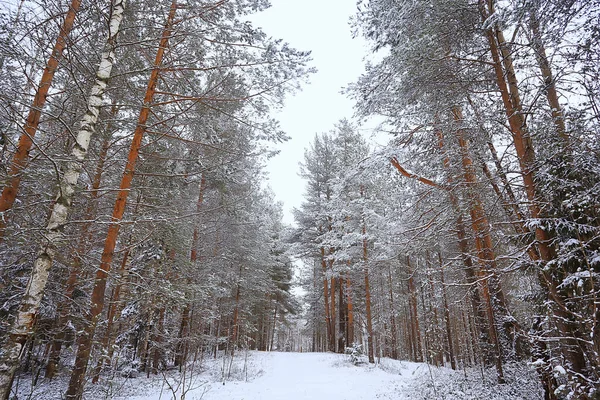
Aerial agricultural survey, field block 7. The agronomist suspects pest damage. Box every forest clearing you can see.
[0,0,598,399]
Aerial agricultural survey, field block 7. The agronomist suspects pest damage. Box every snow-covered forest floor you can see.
[12,351,544,399]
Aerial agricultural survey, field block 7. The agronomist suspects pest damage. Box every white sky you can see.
[250,0,371,225]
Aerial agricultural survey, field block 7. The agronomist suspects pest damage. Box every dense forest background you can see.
[0,1,598,400]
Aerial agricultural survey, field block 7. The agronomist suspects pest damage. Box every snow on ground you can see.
[401,361,544,400]
[13,351,544,399]
[127,351,422,400]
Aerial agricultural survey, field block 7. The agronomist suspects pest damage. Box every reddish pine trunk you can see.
[269,305,278,351]
[452,106,505,382]
[338,277,346,352]
[330,275,337,352]
[479,0,586,375]
[91,248,131,383]
[0,0,82,240]
[346,278,354,348]
[406,256,423,362]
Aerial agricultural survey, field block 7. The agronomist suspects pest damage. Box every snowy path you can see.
[131,352,422,400]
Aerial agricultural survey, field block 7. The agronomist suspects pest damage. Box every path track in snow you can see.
[180,352,421,400]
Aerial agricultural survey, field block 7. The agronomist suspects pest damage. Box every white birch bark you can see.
[0,1,126,398]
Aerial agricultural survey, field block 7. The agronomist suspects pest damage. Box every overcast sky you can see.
[250,0,370,225]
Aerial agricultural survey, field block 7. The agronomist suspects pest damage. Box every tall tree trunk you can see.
[346,277,354,347]
[479,0,586,376]
[387,266,398,360]
[45,123,112,379]
[90,186,144,383]
[175,173,207,367]
[438,253,456,370]
[452,105,505,382]
[330,275,337,352]
[0,3,125,397]
[269,305,278,351]
[152,307,166,374]
[363,224,374,364]
[0,0,83,240]
[320,245,333,352]
[406,256,423,363]
[529,13,569,147]
[360,185,375,363]
[91,247,132,383]
[65,3,177,398]
[338,277,346,352]
[231,264,242,354]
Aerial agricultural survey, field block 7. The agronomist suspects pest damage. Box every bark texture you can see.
[0,0,83,239]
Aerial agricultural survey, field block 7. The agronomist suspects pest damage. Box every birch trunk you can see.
[0,0,82,239]
[0,2,125,397]
[66,3,177,398]
[46,110,116,380]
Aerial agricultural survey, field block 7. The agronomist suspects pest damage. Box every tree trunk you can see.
[439,253,456,370]
[46,110,119,380]
[176,173,207,367]
[330,276,337,352]
[406,256,423,363]
[346,277,354,347]
[269,305,278,351]
[0,2,125,396]
[231,264,242,354]
[387,266,398,360]
[91,247,132,383]
[338,277,346,352]
[529,13,569,147]
[361,186,375,364]
[151,307,165,375]
[363,231,374,364]
[452,105,505,382]
[0,0,83,240]
[480,0,586,376]
[320,245,333,352]
[65,3,177,398]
